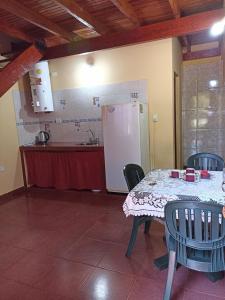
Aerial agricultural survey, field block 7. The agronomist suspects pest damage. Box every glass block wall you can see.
[182,60,224,166]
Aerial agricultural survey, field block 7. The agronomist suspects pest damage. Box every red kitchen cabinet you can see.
[20,144,106,190]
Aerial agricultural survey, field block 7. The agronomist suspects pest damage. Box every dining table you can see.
[123,169,225,280]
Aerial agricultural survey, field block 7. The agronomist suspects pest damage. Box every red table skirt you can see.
[25,150,106,190]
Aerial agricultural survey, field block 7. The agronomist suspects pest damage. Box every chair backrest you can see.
[165,200,225,272]
[187,152,224,171]
[123,164,145,191]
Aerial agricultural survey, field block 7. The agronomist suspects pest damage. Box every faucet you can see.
[88,128,95,139]
[86,129,99,145]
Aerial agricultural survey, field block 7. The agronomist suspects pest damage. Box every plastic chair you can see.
[187,153,224,171]
[123,164,145,191]
[163,200,225,300]
[123,164,152,257]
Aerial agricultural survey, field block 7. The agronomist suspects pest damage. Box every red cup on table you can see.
[201,170,209,178]
[171,170,179,178]
[186,168,195,173]
[185,173,195,182]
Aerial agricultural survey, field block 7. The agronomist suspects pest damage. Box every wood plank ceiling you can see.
[0,0,224,62]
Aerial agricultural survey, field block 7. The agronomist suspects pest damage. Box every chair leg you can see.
[126,216,140,257]
[144,219,152,234]
[206,271,224,282]
[163,250,176,300]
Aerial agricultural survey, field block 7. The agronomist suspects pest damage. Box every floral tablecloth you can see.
[123,170,225,218]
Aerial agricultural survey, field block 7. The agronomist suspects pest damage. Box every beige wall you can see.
[0,84,23,196]
[49,38,177,168]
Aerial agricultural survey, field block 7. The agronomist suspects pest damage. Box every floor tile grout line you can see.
[0,273,59,294]
[183,287,225,299]
[124,276,138,300]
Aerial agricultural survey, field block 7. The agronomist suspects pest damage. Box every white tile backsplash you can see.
[13,79,148,145]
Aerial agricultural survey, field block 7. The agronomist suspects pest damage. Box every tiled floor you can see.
[0,188,224,300]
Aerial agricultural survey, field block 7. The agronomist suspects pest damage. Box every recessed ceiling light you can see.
[210,20,225,36]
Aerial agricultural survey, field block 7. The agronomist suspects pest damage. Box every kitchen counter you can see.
[20,142,103,152]
[20,143,106,190]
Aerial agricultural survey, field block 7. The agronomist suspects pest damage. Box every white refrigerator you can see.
[102,102,150,193]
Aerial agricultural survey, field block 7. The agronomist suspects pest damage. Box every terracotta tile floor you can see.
[0,188,224,300]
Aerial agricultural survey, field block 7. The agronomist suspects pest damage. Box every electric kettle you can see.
[36,131,50,144]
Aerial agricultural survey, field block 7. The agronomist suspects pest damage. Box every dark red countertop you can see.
[20,143,104,152]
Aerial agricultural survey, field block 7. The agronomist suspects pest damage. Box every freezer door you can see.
[102,103,142,193]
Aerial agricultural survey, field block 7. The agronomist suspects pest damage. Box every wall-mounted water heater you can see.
[29,61,54,112]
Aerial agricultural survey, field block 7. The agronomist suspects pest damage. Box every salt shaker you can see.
[195,171,200,182]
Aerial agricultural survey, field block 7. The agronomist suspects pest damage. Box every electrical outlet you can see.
[153,113,159,122]
[0,165,5,172]
[93,97,100,106]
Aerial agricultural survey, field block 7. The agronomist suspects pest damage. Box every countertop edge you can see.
[20,144,104,152]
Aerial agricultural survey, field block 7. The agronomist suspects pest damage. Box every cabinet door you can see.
[25,150,105,190]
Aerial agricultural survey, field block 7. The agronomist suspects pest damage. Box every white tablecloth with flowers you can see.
[123,170,225,218]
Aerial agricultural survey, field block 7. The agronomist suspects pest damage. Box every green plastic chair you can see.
[187,153,224,171]
[123,164,152,257]
[163,200,225,300]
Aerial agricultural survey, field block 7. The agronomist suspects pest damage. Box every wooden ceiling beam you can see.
[0,43,44,97]
[168,0,190,49]
[54,0,109,35]
[110,0,140,26]
[183,48,220,60]
[45,9,225,60]
[0,0,76,42]
[0,19,33,43]
[168,0,180,18]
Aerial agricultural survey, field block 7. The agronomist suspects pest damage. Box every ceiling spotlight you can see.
[210,20,225,36]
